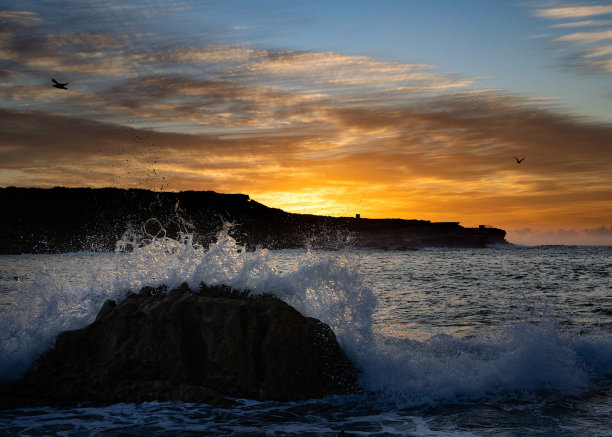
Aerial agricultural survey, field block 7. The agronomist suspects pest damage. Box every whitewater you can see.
[0,229,611,436]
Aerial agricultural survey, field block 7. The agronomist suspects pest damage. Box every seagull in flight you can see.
[513,156,525,164]
[52,78,68,90]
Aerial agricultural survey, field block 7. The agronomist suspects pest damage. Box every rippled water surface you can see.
[356,246,612,339]
[1,243,611,436]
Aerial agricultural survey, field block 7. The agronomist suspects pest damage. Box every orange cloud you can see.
[2,90,611,234]
[1,7,610,237]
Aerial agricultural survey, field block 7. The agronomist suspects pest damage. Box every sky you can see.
[1,0,611,245]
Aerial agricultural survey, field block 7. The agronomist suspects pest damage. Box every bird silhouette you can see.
[513,156,525,164]
[52,78,68,90]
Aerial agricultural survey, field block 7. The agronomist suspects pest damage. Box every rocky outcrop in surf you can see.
[2,284,359,406]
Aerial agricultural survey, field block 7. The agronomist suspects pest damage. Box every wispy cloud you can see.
[554,29,612,43]
[551,19,612,28]
[534,5,612,19]
[533,2,612,74]
[2,82,611,228]
[0,27,136,76]
[0,10,40,27]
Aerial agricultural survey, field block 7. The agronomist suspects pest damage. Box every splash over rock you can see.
[5,284,359,405]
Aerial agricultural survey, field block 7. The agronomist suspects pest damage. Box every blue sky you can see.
[1,0,611,244]
[182,0,612,120]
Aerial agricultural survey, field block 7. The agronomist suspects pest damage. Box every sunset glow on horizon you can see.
[1,1,611,245]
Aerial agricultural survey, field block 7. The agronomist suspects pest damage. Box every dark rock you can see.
[0,187,508,254]
[2,283,359,406]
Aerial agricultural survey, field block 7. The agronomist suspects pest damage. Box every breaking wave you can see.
[1,225,610,408]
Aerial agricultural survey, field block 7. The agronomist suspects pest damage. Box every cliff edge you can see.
[0,187,508,253]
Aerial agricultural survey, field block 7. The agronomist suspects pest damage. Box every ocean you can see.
[0,231,610,436]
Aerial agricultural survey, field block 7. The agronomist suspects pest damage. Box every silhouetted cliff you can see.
[0,187,507,254]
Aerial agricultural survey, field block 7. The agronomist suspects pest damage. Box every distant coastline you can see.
[0,187,508,254]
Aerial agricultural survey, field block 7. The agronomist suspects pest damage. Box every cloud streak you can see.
[0,10,40,27]
[2,81,611,231]
[534,5,612,19]
[554,29,612,43]
[534,2,612,74]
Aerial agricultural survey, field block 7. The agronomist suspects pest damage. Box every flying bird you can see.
[52,78,68,90]
[513,156,525,164]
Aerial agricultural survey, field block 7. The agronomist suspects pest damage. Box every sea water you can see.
[0,233,610,436]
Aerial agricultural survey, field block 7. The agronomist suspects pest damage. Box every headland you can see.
[0,187,508,254]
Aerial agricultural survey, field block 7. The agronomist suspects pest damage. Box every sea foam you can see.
[1,227,610,408]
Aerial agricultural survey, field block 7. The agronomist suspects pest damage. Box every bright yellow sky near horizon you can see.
[1,2,612,245]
